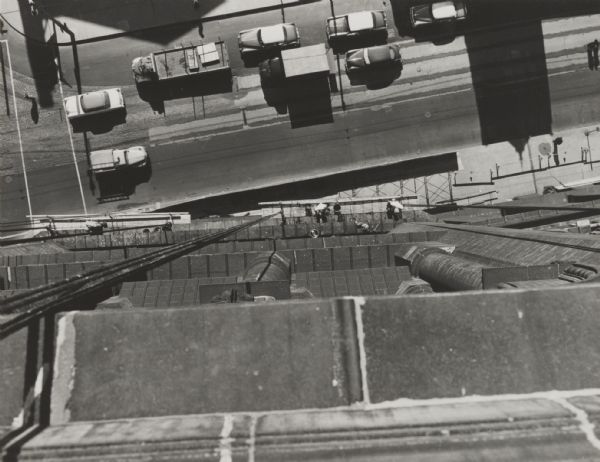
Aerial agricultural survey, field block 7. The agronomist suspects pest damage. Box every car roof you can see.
[347,11,375,31]
[432,1,457,19]
[80,91,109,112]
[260,24,286,44]
[366,45,395,64]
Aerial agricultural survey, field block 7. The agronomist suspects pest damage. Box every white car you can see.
[238,23,300,56]
[64,88,126,120]
[326,10,387,42]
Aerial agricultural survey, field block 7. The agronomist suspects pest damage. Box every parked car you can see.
[90,146,148,174]
[259,57,285,83]
[238,23,300,56]
[409,0,467,28]
[345,43,403,73]
[326,10,387,42]
[63,88,125,121]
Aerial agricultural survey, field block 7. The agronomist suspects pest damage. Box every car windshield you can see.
[368,46,393,64]
[80,92,109,112]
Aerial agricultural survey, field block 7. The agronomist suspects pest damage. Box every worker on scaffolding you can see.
[386,199,403,221]
[314,202,329,224]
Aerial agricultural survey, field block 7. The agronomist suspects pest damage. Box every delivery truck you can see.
[132,41,231,86]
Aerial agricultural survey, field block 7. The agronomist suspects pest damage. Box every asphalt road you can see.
[1,0,600,223]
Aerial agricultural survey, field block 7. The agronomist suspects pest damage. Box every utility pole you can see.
[0,41,9,116]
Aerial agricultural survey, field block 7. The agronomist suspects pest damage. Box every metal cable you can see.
[0,214,275,338]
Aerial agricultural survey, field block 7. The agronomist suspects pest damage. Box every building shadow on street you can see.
[241,48,288,68]
[47,0,226,44]
[262,74,334,129]
[94,161,152,203]
[328,32,389,55]
[348,66,403,90]
[390,0,600,153]
[161,152,458,217]
[70,109,127,134]
[465,20,551,154]
[136,71,233,113]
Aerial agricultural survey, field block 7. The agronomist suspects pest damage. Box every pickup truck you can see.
[63,88,126,121]
[90,146,148,174]
[410,1,467,27]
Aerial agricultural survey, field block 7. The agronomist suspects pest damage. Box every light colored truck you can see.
[63,88,125,121]
[90,146,148,174]
[132,41,231,85]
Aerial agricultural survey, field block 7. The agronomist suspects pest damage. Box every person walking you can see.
[587,42,595,70]
[593,39,599,70]
[193,0,200,10]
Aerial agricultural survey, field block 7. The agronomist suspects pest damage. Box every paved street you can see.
[1,0,600,223]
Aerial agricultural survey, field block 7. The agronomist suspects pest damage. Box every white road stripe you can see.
[3,40,33,222]
[219,414,234,462]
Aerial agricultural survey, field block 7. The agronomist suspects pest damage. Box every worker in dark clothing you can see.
[333,203,342,222]
[587,42,595,70]
[593,39,600,70]
[552,137,563,166]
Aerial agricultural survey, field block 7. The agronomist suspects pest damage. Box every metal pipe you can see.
[407,247,484,291]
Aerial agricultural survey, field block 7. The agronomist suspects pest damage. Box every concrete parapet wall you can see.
[50,300,362,422]
[363,285,600,401]
[41,283,600,425]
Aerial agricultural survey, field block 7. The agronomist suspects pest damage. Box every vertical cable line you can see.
[55,58,87,215]
[3,40,33,222]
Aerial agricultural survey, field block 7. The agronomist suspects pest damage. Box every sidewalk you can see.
[328,125,600,211]
[0,0,316,45]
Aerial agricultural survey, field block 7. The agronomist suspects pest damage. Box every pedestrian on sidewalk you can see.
[593,39,599,70]
[24,92,39,124]
[587,42,595,70]
[552,137,563,166]
[193,0,200,10]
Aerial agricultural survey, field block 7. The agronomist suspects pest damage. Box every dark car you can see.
[326,10,387,43]
[238,23,300,56]
[410,1,467,28]
[259,57,285,83]
[345,43,403,74]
